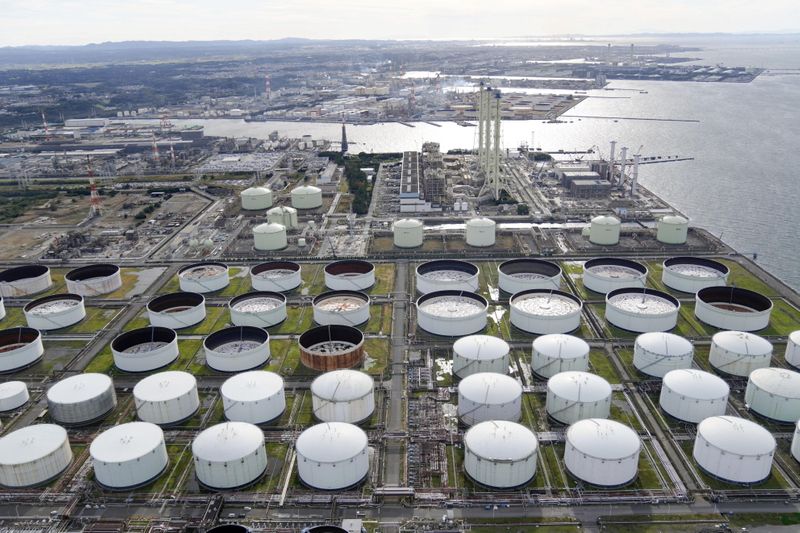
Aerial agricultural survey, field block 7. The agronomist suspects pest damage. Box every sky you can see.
[1,0,798,47]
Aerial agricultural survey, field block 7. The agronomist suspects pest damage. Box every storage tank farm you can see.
[90,422,168,490]
[64,264,122,296]
[392,218,424,248]
[310,369,375,424]
[24,293,86,331]
[745,368,800,423]
[291,184,323,209]
[457,372,522,426]
[709,331,773,377]
[605,288,680,333]
[267,205,299,229]
[415,260,479,294]
[662,257,729,293]
[229,291,287,327]
[509,289,582,335]
[178,262,230,293]
[0,327,44,373]
[250,261,302,292]
[659,369,730,423]
[324,260,375,291]
[312,290,370,326]
[463,421,538,489]
[416,290,488,337]
[452,335,510,379]
[148,292,206,329]
[695,286,773,331]
[220,371,285,424]
[0,424,72,488]
[0,264,52,297]
[792,421,800,463]
[564,418,641,487]
[133,370,200,426]
[46,373,117,426]
[111,327,179,372]
[203,326,271,372]
[497,259,562,294]
[295,422,369,490]
[546,371,612,425]
[299,324,365,371]
[192,422,268,490]
[582,258,648,294]
[693,416,776,484]
[633,332,694,377]
[531,334,590,378]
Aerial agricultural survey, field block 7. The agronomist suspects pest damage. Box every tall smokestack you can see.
[619,146,628,189]
[631,153,640,197]
[609,140,617,183]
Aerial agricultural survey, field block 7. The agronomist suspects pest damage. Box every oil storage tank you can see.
[588,215,621,245]
[709,331,772,377]
[324,260,375,291]
[510,289,582,335]
[498,259,562,294]
[633,332,693,377]
[745,368,800,423]
[229,292,287,328]
[393,218,424,248]
[267,205,298,229]
[299,325,365,371]
[24,294,86,331]
[111,327,179,372]
[546,371,612,425]
[204,326,270,373]
[178,262,229,293]
[47,373,117,426]
[693,416,775,484]
[192,422,267,490]
[786,331,800,369]
[251,261,302,292]
[583,258,647,294]
[310,369,375,424]
[0,424,72,488]
[148,292,206,330]
[531,334,590,379]
[253,223,287,251]
[458,372,522,426]
[0,265,52,297]
[0,327,44,373]
[241,186,273,210]
[90,422,168,490]
[0,381,29,412]
[0,296,4,321]
[564,418,641,487]
[65,264,122,297]
[295,422,369,490]
[291,185,323,209]
[695,286,772,331]
[452,335,510,379]
[605,288,680,333]
[464,420,538,489]
[662,257,729,294]
[416,290,488,337]
[656,214,689,244]
[221,371,285,425]
[792,421,800,463]
[416,260,479,294]
[313,291,370,326]
[659,369,729,423]
[134,370,200,426]
[465,217,496,247]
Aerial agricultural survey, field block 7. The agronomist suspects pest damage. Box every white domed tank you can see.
[531,334,590,379]
[178,262,229,293]
[204,326,271,373]
[662,257,729,294]
[786,331,800,369]
[134,370,200,426]
[296,422,369,490]
[709,331,772,377]
[267,205,299,229]
[510,289,583,335]
[324,260,375,291]
[291,185,323,209]
[229,291,287,328]
[47,373,117,426]
[452,335,510,379]
[221,371,285,425]
[745,368,800,423]
[465,217,496,247]
[65,264,122,297]
[464,421,538,489]
[313,291,370,327]
[546,371,612,425]
[147,292,206,330]
[90,422,168,490]
[416,290,488,337]
[693,416,775,484]
[0,424,72,488]
[656,214,689,244]
[111,327,179,372]
[633,332,694,377]
[0,264,52,297]
[458,372,522,426]
[564,418,641,487]
[253,222,287,251]
[416,260,479,294]
[192,422,267,490]
[659,369,730,423]
[24,293,86,331]
[0,327,44,373]
[695,287,772,332]
[498,259,562,294]
[310,369,375,424]
[605,288,680,333]
[792,421,800,463]
[241,186,273,210]
[589,215,621,245]
[0,381,29,412]
[583,258,648,294]
[393,218,424,248]
[251,261,302,293]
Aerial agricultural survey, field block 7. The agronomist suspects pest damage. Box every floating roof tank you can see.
[693,416,775,484]
[0,424,72,488]
[253,222,287,251]
[498,259,562,294]
[229,291,287,328]
[65,264,122,297]
[656,214,689,244]
[695,286,772,331]
[465,217,496,247]
[546,371,612,425]
[531,334,590,379]
[709,331,772,377]
[178,262,230,293]
[393,218,424,248]
[111,327,179,372]
[241,186,273,210]
[458,372,522,426]
[0,265,52,297]
[204,326,271,373]
[221,371,285,425]
[510,289,583,335]
[324,260,375,291]
[633,332,693,378]
[605,288,680,333]
[90,422,168,490]
[464,421,538,489]
[312,290,370,327]
[662,257,729,294]
[588,215,621,246]
[416,290,488,337]
[24,293,86,331]
[311,369,375,424]
[659,369,729,423]
[299,324,365,372]
[147,292,206,330]
[745,367,800,423]
[0,327,44,373]
[192,422,267,490]
[134,370,200,426]
[452,335,510,379]
[416,260,479,294]
[583,258,647,294]
[295,422,369,490]
[564,418,641,487]
[250,261,302,292]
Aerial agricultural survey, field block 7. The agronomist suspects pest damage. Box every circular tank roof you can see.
[0,424,68,464]
[417,291,488,318]
[748,368,800,399]
[548,371,611,402]
[393,218,423,228]
[0,381,27,400]
[178,262,227,279]
[466,217,495,227]
[533,334,590,359]
[662,369,729,400]
[511,289,581,316]
[459,373,522,404]
[607,288,679,316]
[713,331,772,355]
[230,292,286,313]
[584,258,647,278]
[417,260,479,279]
[790,331,800,344]
[663,257,729,277]
[192,422,264,462]
[660,214,688,224]
[566,418,640,460]
[698,286,772,313]
[465,420,538,460]
[134,371,196,401]
[499,258,561,279]
[325,260,374,276]
[65,264,119,282]
[697,416,775,456]
[148,292,205,312]
[636,332,693,356]
[242,186,270,196]
[299,325,364,354]
[48,373,112,404]
[267,205,297,214]
[293,185,321,194]
[253,222,285,234]
[251,261,300,277]
[311,370,373,401]
[591,215,620,225]
[221,371,284,403]
[24,293,83,316]
[90,422,163,462]
[453,335,509,360]
[296,422,368,463]
[0,264,49,283]
[312,291,369,311]
[112,326,176,354]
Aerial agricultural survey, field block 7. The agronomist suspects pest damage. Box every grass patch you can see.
[364,338,390,377]
[719,259,778,297]
[1,305,120,334]
[123,305,230,334]
[85,338,204,375]
[589,349,621,383]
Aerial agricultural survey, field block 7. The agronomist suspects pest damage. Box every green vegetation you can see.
[0,305,119,334]
[319,151,401,214]
[0,190,58,223]
[124,305,230,334]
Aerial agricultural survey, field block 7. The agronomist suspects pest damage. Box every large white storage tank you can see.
[745,368,800,423]
[662,257,729,294]
[605,288,680,333]
[148,292,206,330]
[416,290,488,337]
[546,371,612,425]
[221,371,285,425]
[192,422,267,489]
[241,186,273,210]
[310,369,375,424]
[695,286,772,332]
[709,331,772,377]
[253,222,287,251]
[787,331,800,369]
[229,291,287,328]
[267,205,299,229]
[0,381,29,412]
[203,326,271,373]
[291,185,323,209]
[0,424,72,488]
[296,422,369,490]
[531,334,590,379]
[465,217,496,247]
[656,214,689,244]
[589,215,621,245]
[659,369,730,423]
[324,260,376,291]
[65,264,122,296]
[452,335,510,379]
[510,289,583,335]
[47,373,117,426]
[498,259,562,294]
[393,218,424,248]
[416,260,479,294]
[564,418,641,487]
[250,261,302,292]
[178,262,230,293]
[693,416,775,484]
[464,421,538,489]
[0,264,52,297]
[134,370,200,426]
[90,422,168,490]
[24,293,86,331]
[583,258,648,294]
[633,332,694,378]
[111,327,179,372]
[0,327,44,373]
[457,372,522,426]
[792,421,800,463]
[312,291,371,326]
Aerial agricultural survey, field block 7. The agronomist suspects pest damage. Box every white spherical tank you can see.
[148,292,206,330]
[662,257,729,294]
[458,372,522,426]
[229,291,287,328]
[0,424,72,488]
[134,371,200,426]
[295,422,369,490]
[416,260,479,295]
[0,381,29,412]
[192,422,267,490]
[656,214,689,244]
[0,265,52,297]
[241,186,273,210]
[47,373,116,426]
[204,326,271,373]
[498,259,562,294]
[453,335,510,379]
[24,293,86,331]
[659,369,729,423]
[564,418,641,487]
[695,287,772,332]
[589,215,621,245]
[633,332,693,377]
[313,291,370,326]
[546,371,612,425]
[267,205,299,229]
[291,185,323,209]
[251,261,302,292]
[583,258,648,294]
[324,260,376,291]
[0,327,44,373]
[792,421,800,463]
[416,290,488,337]
[605,288,680,333]
[111,327,179,372]
[786,331,800,369]
[90,422,168,490]
[693,416,775,484]
[745,368,800,423]
[464,421,538,489]
[221,371,285,424]
[393,218,424,248]
[510,289,583,335]
[311,369,375,424]
[531,334,590,379]
[709,331,772,377]
[178,262,229,293]
[465,217,496,247]
[253,222,287,251]
[65,264,122,297]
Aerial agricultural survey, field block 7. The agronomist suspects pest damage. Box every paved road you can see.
[383,260,409,486]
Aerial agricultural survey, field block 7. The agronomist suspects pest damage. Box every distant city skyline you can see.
[1,0,798,47]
